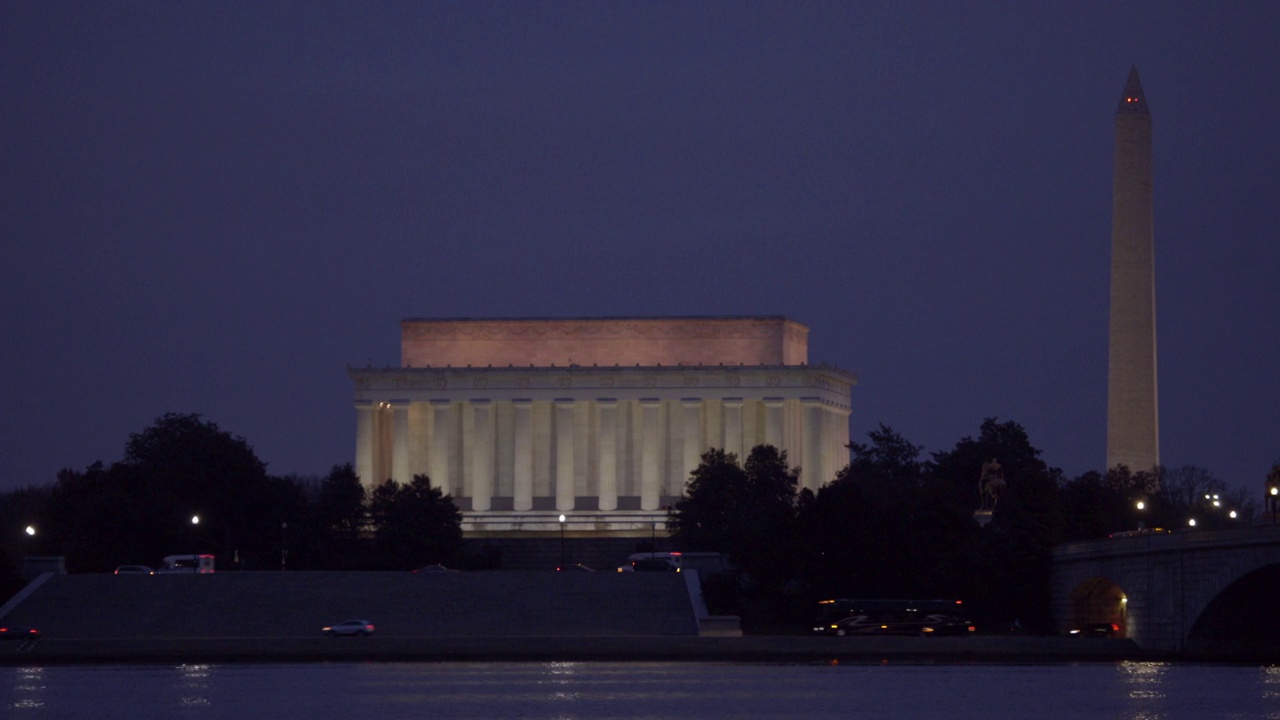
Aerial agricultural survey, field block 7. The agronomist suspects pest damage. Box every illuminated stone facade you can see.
[350,317,855,535]
[1106,67,1160,475]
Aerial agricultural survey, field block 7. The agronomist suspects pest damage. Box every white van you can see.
[157,554,216,574]
[617,551,682,572]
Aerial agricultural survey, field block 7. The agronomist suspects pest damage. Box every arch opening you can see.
[1068,577,1127,638]
[1188,562,1280,655]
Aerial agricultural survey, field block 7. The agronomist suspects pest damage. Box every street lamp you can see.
[558,514,566,569]
[281,522,288,571]
[24,525,35,537]
[191,515,200,526]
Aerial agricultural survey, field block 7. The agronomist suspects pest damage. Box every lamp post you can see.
[281,522,288,571]
[558,514,566,569]
[1135,500,1146,530]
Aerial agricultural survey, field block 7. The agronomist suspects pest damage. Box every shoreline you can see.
[0,635,1171,666]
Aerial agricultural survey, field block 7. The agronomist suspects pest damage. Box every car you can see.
[1070,622,1120,638]
[628,558,681,572]
[0,626,41,640]
[411,564,458,573]
[322,619,375,637]
[114,565,154,574]
[556,563,596,572]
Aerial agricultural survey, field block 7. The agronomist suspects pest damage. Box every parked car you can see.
[322,619,375,637]
[628,558,681,572]
[0,626,41,640]
[114,565,154,575]
[617,552,682,572]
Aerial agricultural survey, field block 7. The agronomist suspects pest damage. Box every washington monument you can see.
[1106,66,1160,475]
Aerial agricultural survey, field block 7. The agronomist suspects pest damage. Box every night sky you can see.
[3,2,1277,495]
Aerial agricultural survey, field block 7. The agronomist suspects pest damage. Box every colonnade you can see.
[354,393,850,514]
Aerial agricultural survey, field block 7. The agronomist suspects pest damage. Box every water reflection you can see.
[541,660,581,718]
[1,661,1276,719]
[1261,665,1280,703]
[7,666,45,711]
[1118,661,1169,719]
[173,663,213,708]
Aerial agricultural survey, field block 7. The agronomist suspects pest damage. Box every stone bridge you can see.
[1051,524,1280,653]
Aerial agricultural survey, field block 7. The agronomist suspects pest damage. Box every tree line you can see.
[669,419,1271,633]
[0,413,463,596]
[1,412,1273,631]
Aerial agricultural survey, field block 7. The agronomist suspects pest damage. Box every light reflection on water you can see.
[1,660,1277,719]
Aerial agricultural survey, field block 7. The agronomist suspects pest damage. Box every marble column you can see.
[391,400,410,484]
[429,400,451,496]
[598,399,619,512]
[354,400,374,488]
[640,398,661,511]
[763,398,784,450]
[722,397,744,460]
[554,399,575,512]
[471,399,493,512]
[681,398,702,483]
[802,398,823,492]
[513,399,533,512]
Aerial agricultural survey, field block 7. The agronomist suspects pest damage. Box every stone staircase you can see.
[2,570,701,640]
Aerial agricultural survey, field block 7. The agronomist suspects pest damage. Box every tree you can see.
[847,424,925,488]
[797,426,976,602]
[120,413,275,567]
[930,418,1063,633]
[668,448,747,552]
[668,446,802,625]
[1158,464,1251,529]
[669,447,799,579]
[368,475,461,569]
[1060,467,1151,541]
[38,413,281,571]
[317,463,367,541]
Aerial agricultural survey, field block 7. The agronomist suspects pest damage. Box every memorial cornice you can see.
[400,316,805,341]
[349,363,855,399]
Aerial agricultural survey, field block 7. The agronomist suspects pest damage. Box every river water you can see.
[3,661,1278,719]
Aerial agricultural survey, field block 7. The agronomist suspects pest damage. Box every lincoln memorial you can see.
[349,316,855,536]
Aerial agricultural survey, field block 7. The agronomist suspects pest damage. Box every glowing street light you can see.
[1135,500,1145,511]
[1229,510,1238,519]
[24,525,35,537]
[1188,518,1197,527]
[191,515,200,525]
[558,514,567,569]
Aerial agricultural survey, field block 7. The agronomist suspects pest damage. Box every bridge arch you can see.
[1052,526,1280,653]
[1186,562,1280,655]
[1067,577,1127,638]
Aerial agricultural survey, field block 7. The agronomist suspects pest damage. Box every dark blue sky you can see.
[3,1,1277,495]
